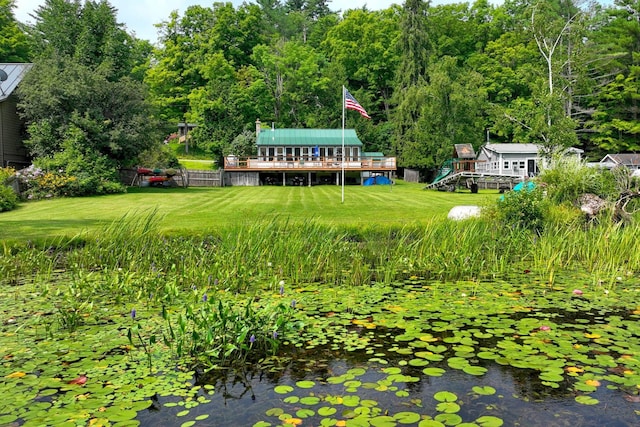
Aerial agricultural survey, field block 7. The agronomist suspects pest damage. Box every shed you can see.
[0,63,32,168]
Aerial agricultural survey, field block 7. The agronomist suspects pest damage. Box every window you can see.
[504,161,510,169]
[519,161,525,169]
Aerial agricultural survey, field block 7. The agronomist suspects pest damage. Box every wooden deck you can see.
[223,156,396,172]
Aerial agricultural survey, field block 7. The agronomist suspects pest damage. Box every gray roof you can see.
[482,143,584,156]
[0,63,32,102]
[601,153,640,167]
[482,143,541,154]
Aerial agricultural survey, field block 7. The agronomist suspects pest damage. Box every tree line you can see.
[1,0,639,184]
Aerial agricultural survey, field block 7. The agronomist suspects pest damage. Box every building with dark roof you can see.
[0,63,32,168]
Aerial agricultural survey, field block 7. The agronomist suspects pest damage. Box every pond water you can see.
[3,276,640,427]
[136,337,639,427]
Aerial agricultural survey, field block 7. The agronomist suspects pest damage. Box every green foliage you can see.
[0,168,18,211]
[537,156,616,204]
[137,143,180,169]
[164,296,295,368]
[28,0,145,79]
[493,186,548,234]
[0,0,30,62]
[226,130,257,157]
[0,185,18,212]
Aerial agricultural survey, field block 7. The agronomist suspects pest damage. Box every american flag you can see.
[344,89,371,119]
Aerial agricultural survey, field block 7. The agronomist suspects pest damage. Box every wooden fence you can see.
[185,169,223,187]
[120,168,223,187]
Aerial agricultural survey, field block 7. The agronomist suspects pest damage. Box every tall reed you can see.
[4,213,640,298]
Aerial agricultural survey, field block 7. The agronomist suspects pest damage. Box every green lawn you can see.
[178,158,217,170]
[0,181,500,241]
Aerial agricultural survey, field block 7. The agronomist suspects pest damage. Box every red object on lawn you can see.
[137,167,153,175]
[148,176,168,183]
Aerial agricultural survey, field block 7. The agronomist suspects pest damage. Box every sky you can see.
[12,0,457,44]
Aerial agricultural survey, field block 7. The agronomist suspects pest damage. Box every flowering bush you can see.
[16,163,125,200]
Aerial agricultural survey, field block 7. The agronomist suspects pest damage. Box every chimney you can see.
[255,118,261,140]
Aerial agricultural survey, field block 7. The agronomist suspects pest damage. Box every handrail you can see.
[223,156,396,170]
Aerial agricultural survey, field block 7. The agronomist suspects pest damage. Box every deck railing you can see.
[224,156,396,171]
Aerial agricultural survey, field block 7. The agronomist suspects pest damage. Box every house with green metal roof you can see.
[223,119,396,186]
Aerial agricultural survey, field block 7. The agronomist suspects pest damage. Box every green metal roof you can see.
[257,129,363,147]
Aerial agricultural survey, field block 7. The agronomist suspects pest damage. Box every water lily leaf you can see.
[0,415,18,424]
[361,399,378,407]
[300,396,321,405]
[296,380,315,389]
[472,386,496,395]
[477,351,499,360]
[434,391,457,402]
[417,421,445,427]
[296,409,315,418]
[101,407,138,422]
[463,366,487,376]
[266,408,284,417]
[342,395,361,407]
[284,396,300,404]
[423,368,446,377]
[539,371,564,382]
[370,415,397,426]
[180,422,196,427]
[274,385,294,394]
[476,415,504,426]
[318,406,337,416]
[575,395,599,405]
[436,402,460,413]
[252,422,271,427]
[434,413,463,425]
[394,411,421,424]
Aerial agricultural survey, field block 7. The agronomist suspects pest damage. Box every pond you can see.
[2,274,640,427]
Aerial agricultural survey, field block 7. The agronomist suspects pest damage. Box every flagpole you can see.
[341,85,345,204]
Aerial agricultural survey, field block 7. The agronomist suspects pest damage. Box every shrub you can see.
[0,168,19,212]
[0,185,18,212]
[492,186,548,234]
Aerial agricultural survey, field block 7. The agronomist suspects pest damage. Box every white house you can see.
[475,143,583,178]
[598,153,640,171]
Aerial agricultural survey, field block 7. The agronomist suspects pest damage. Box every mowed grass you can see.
[0,181,501,241]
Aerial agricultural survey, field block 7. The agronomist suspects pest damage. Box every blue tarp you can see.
[513,181,536,191]
[364,176,392,186]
